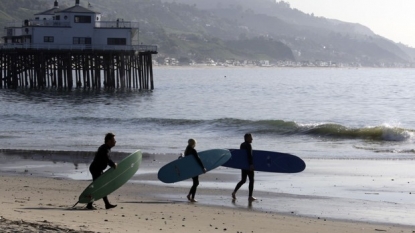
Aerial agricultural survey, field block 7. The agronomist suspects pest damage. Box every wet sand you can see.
[0,150,415,232]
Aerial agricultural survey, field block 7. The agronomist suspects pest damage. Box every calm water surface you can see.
[0,67,414,159]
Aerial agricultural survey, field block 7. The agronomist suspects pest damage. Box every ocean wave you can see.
[196,118,412,142]
[2,114,413,142]
[0,149,128,157]
[0,149,151,164]
[74,117,415,142]
[139,118,415,142]
[353,146,415,154]
[296,123,414,141]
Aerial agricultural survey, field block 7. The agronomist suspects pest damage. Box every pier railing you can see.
[0,43,157,53]
[6,20,139,29]
[95,21,139,28]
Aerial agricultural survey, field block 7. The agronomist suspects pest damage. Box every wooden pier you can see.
[0,45,157,89]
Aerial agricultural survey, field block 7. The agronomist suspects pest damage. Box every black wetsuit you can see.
[233,141,254,197]
[88,144,116,206]
[185,145,205,199]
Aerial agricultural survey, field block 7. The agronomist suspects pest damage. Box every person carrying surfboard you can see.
[232,133,257,201]
[86,133,118,210]
[185,138,207,202]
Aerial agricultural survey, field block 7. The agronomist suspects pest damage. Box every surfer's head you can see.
[244,133,253,143]
[188,138,197,148]
[105,132,116,148]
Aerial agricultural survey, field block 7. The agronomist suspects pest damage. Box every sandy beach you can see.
[0,175,413,233]
[0,151,414,232]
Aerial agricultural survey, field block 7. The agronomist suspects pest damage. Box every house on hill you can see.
[1,0,157,89]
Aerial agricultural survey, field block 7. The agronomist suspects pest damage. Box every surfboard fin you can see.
[72,201,79,208]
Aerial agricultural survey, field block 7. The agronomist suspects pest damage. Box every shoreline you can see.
[0,175,414,233]
[1,151,415,232]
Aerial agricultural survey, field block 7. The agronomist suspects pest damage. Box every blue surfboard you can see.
[222,149,306,173]
[158,149,231,183]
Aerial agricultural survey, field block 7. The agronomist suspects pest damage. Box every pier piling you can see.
[0,48,156,89]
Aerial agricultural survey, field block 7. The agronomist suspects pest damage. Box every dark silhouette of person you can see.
[232,133,257,201]
[185,138,206,202]
[86,133,118,210]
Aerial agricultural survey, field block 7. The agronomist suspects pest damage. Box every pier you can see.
[1,0,158,90]
[0,45,157,89]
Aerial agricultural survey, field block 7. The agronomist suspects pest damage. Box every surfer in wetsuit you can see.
[232,133,257,201]
[185,138,207,202]
[86,133,118,210]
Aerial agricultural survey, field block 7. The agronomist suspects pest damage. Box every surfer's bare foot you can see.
[187,194,191,201]
[190,199,198,202]
[105,204,117,209]
[248,196,257,201]
[86,204,96,210]
[232,192,236,200]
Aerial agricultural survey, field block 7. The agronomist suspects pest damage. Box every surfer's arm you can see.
[108,160,116,169]
[193,150,206,173]
[107,153,117,169]
[246,144,254,171]
[243,143,254,166]
[247,151,253,165]
[240,142,254,166]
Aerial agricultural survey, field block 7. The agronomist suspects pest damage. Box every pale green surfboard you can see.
[77,150,142,204]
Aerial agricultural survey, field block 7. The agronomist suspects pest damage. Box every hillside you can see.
[161,0,414,65]
[1,0,414,66]
[0,0,51,27]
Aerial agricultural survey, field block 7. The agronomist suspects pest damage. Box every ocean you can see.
[2,67,415,225]
[1,67,414,159]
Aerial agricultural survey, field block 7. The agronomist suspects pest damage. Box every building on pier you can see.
[1,0,157,89]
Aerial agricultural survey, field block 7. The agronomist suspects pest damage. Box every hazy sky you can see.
[283,0,415,48]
